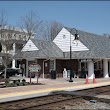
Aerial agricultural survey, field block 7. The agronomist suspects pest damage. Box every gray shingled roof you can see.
[31,39,64,58]
[14,39,64,59]
[14,27,110,59]
[65,27,110,59]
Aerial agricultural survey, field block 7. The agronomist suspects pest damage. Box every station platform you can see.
[0,77,110,103]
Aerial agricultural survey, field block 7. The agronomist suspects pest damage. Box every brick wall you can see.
[19,59,78,78]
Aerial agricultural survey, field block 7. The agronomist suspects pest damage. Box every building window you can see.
[94,62,97,70]
[98,61,100,69]
[23,35,26,40]
[50,60,54,70]
[45,63,47,67]
[81,63,85,71]
[85,62,87,70]
[63,35,66,39]
[78,61,81,70]
[14,34,16,39]
[19,34,21,40]
[1,33,4,38]
[8,33,12,39]
[29,45,31,48]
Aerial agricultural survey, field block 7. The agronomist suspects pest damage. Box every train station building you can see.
[14,27,110,79]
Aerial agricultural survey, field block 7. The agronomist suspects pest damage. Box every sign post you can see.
[30,70,31,84]
[37,72,38,83]
[29,63,41,84]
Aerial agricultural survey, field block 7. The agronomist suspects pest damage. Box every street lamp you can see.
[0,25,2,52]
[69,28,79,82]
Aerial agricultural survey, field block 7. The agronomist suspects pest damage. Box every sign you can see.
[67,70,70,78]
[29,63,41,72]
[80,59,93,62]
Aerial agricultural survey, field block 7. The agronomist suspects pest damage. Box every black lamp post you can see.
[69,28,79,82]
[0,43,2,52]
[0,25,2,52]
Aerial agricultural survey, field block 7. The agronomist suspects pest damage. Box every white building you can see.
[0,26,33,68]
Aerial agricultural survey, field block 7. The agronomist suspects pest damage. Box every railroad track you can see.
[0,94,82,110]
[75,85,110,95]
[0,85,110,110]
[29,97,85,109]
[22,95,83,110]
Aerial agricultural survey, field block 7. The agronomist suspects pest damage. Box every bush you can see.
[22,79,26,82]
[0,78,30,88]
[5,79,10,86]
[18,79,20,83]
[13,80,16,84]
[6,83,17,87]
[22,79,26,86]
[12,79,21,86]
[15,80,20,86]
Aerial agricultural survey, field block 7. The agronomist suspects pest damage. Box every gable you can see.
[21,39,39,52]
[53,27,89,52]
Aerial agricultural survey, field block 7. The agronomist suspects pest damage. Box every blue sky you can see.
[0,1,110,35]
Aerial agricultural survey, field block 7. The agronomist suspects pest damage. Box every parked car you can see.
[0,68,19,78]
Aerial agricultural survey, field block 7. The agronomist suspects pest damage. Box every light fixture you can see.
[63,35,66,39]
[72,30,79,46]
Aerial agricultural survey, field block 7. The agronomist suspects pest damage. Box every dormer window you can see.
[14,34,16,37]
[8,33,12,39]
[19,34,21,40]
[23,35,26,40]
[1,33,4,38]
[63,35,66,39]
[29,45,31,48]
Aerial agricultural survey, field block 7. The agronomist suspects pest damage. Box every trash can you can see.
[50,70,53,79]
[53,70,56,79]
[67,70,71,78]
[51,70,56,79]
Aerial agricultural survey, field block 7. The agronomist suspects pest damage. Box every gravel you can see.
[64,101,110,109]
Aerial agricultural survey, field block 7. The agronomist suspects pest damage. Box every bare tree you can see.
[37,21,50,40]
[40,20,63,41]
[20,10,43,40]
[0,9,8,79]
[0,9,7,28]
[49,20,63,40]
[103,33,110,38]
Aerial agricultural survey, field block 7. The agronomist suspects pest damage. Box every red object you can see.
[93,73,96,83]
[85,74,89,84]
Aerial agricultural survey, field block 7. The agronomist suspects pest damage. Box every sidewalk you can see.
[0,77,110,103]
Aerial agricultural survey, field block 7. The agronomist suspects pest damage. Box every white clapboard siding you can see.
[53,27,89,52]
[21,39,39,52]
